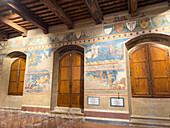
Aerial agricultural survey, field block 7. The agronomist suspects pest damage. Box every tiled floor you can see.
[0,111,141,128]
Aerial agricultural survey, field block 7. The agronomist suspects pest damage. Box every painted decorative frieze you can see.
[0,12,169,50]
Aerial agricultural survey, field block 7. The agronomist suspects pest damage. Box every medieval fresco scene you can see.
[25,69,50,93]
[83,39,127,90]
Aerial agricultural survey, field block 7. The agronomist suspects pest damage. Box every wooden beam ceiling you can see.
[128,0,138,17]
[0,15,27,36]
[40,0,73,29]
[84,0,103,24]
[3,0,48,33]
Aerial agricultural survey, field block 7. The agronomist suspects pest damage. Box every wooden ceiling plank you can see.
[128,0,138,17]
[66,8,88,14]
[5,14,21,20]
[30,5,47,11]
[34,9,51,15]
[84,0,103,24]
[24,1,43,8]
[21,0,39,5]
[0,15,27,36]
[40,0,73,29]
[4,0,48,33]
[62,1,84,8]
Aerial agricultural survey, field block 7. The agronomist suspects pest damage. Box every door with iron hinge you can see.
[129,44,170,97]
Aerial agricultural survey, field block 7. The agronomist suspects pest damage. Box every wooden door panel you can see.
[20,59,26,70]
[130,45,151,96]
[11,60,19,70]
[18,59,26,95]
[152,61,168,76]
[58,95,70,107]
[71,95,80,107]
[60,67,70,80]
[149,45,169,96]
[72,53,81,66]
[10,71,18,81]
[18,82,24,95]
[150,46,166,60]
[134,79,150,95]
[58,53,71,107]
[19,70,25,81]
[60,55,70,66]
[131,47,146,61]
[72,81,80,94]
[71,53,82,107]
[72,67,81,80]
[133,62,147,77]
[153,79,169,95]
[8,82,18,95]
[59,81,70,93]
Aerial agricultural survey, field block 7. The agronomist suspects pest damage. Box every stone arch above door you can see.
[125,33,170,50]
[51,45,84,111]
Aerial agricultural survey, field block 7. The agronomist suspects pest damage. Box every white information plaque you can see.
[110,97,124,107]
[87,96,100,106]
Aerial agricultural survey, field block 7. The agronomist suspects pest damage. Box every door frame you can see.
[51,45,84,111]
[57,51,84,108]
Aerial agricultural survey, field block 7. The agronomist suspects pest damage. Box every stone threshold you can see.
[51,107,84,119]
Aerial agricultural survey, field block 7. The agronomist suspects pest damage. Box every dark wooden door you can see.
[130,44,170,97]
[58,52,84,108]
[8,58,26,95]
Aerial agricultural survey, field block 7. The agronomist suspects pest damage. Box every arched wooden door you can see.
[58,52,84,108]
[129,44,170,97]
[8,58,26,95]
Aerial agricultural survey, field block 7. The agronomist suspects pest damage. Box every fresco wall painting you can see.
[25,69,50,93]
[83,39,128,91]
[0,11,169,98]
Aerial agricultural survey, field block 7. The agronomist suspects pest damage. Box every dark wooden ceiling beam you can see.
[84,0,103,24]
[128,0,138,17]
[3,0,49,33]
[40,0,73,29]
[0,15,27,36]
[0,29,9,38]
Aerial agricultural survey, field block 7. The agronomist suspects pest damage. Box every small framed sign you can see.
[110,97,124,107]
[87,96,100,106]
